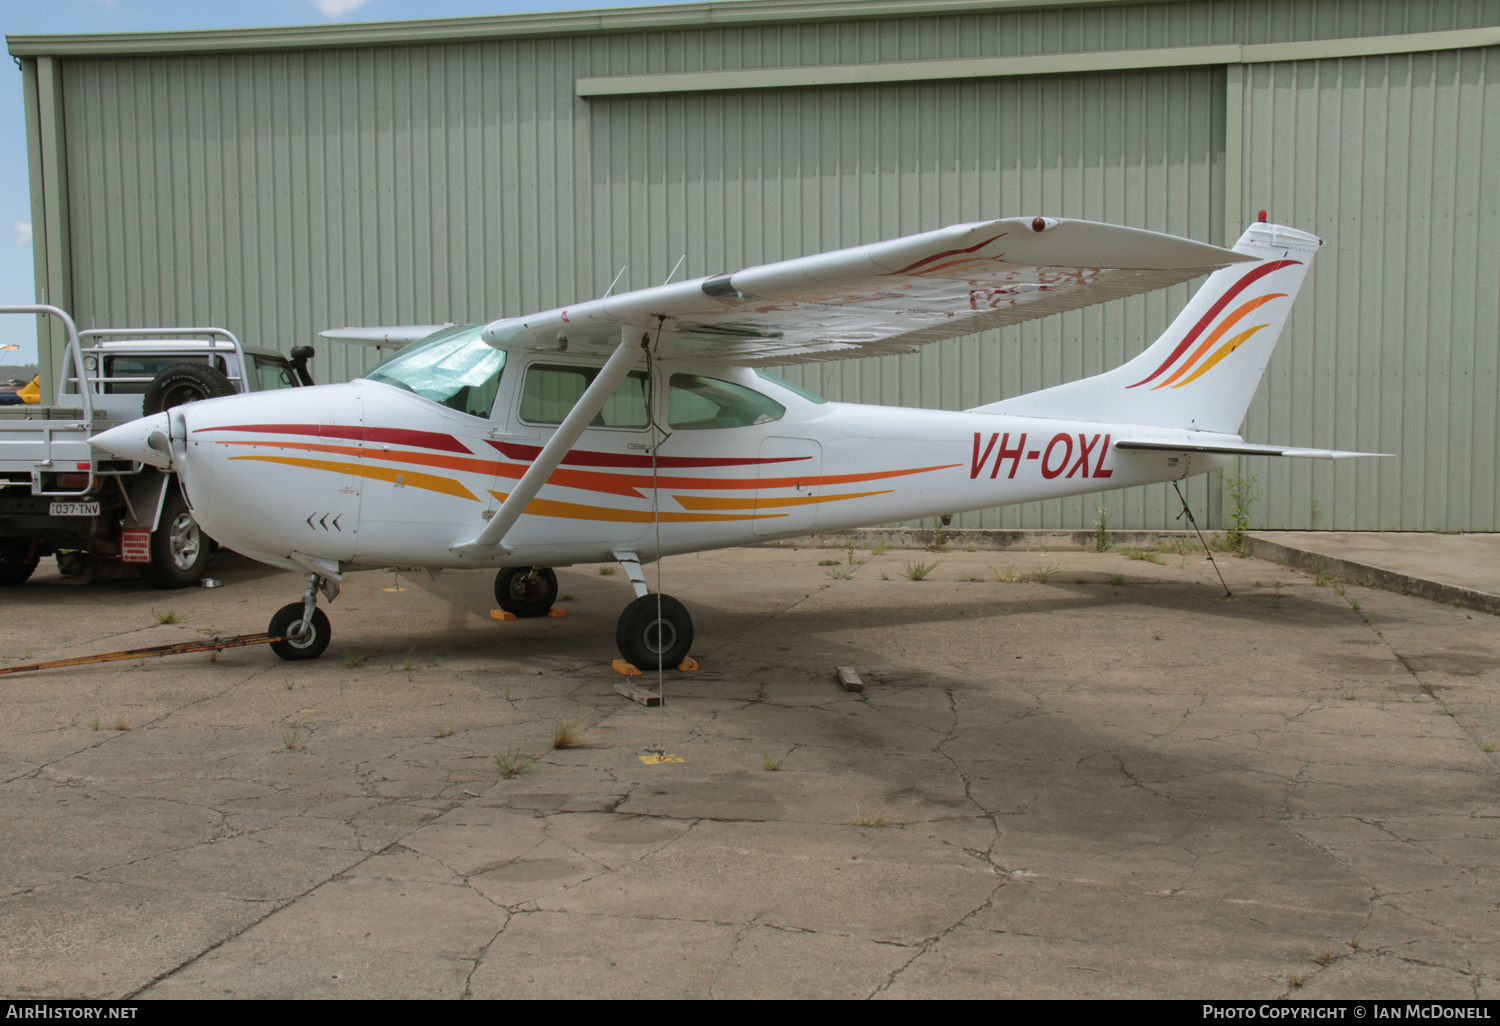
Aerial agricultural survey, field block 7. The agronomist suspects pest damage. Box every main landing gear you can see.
[269,573,337,661]
[608,550,693,672]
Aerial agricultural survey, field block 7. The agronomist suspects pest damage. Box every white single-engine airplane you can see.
[93,215,1376,668]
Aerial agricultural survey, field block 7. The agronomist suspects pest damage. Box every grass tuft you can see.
[900,560,940,581]
[552,718,591,749]
[153,610,183,625]
[762,751,782,771]
[597,565,617,575]
[281,730,301,751]
[844,811,888,828]
[494,749,535,777]
[343,651,366,669]
[824,567,856,580]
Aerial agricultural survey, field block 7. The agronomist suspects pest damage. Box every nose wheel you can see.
[615,593,693,671]
[269,572,337,661]
[269,603,331,661]
[495,566,558,617]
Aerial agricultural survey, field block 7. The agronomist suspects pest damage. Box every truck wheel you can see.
[139,492,211,588]
[142,362,236,415]
[0,557,38,586]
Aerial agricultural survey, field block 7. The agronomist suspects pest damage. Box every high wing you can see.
[479,217,1253,365]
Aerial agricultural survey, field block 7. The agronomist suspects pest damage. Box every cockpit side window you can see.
[364,324,504,418]
[519,364,651,428]
[667,374,785,429]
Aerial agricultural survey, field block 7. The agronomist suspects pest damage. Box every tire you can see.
[615,593,693,672]
[141,362,236,415]
[138,491,211,588]
[0,557,38,586]
[494,566,558,617]
[269,603,331,661]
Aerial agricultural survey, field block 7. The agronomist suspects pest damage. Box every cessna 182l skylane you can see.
[93,215,1376,669]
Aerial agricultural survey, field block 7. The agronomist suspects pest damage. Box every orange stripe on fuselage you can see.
[227,455,479,501]
[488,491,781,523]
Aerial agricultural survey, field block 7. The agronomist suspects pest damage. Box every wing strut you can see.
[451,327,645,557]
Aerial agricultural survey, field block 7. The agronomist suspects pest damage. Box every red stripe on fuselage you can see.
[197,423,471,454]
[486,440,810,470]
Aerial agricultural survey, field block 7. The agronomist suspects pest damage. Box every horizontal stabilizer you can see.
[1116,438,1388,460]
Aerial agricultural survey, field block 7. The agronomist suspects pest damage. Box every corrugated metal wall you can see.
[1238,47,1500,530]
[46,0,1500,530]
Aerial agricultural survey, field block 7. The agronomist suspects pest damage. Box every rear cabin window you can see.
[102,355,229,395]
[667,375,785,430]
[520,364,651,428]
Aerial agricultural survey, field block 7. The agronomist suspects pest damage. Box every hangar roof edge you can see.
[5,0,1174,58]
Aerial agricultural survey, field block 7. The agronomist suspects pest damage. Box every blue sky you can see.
[0,0,701,361]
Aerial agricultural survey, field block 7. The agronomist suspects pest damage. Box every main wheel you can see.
[138,491,211,588]
[494,566,558,617]
[615,593,693,671]
[268,603,331,661]
[141,362,236,415]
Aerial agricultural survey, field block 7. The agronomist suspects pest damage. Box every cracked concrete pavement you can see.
[2,542,1497,999]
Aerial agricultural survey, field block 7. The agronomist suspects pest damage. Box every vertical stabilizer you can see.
[971,222,1321,434]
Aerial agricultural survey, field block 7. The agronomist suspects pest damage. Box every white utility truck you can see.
[0,305,312,587]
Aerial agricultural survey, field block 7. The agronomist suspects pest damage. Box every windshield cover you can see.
[364,324,504,418]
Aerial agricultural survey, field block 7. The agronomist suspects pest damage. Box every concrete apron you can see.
[1,543,1496,999]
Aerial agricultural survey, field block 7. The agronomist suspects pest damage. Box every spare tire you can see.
[142,363,236,415]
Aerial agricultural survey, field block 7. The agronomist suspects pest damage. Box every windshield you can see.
[364,324,504,418]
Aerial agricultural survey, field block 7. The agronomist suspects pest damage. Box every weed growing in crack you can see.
[817,559,841,566]
[824,567,856,580]
[762,751,782,771]
[153,610,182,625]
[1311,949,1336,967]
[552,718,591,749]
[870,541,890,556]
[87,718,101,731]
[282,677,295,690]
[1288,975,1305,988]
[1106,574,1126,587]
[436,725,455,738]
[597,565,617,575]
[843,809,888,828]
[281,730,302,751]
[1481,743,1496,754]
[901,560,940,581]
[343,651,366,669]
[494,750,535,777]
[1093,506,1111,553]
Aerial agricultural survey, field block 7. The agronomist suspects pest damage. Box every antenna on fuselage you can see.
[603,265,628,297]
[662,254,686,286]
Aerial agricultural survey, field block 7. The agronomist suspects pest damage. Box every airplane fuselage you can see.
[168,360,1229,573]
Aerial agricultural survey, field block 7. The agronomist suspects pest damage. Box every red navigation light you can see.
[1258,209,1268,222]
[1032,217,1046,232]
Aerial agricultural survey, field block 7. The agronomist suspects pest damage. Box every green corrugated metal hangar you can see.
[9,0,1498,532]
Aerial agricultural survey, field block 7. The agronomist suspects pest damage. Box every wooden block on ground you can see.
[836,666,864,692]
[614,681,662,706]
[490,610,517,621]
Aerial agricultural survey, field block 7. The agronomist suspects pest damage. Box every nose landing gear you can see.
[269,573,338,661]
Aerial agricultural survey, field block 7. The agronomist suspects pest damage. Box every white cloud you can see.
[311,0,370,16]
[12,222,30,248]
